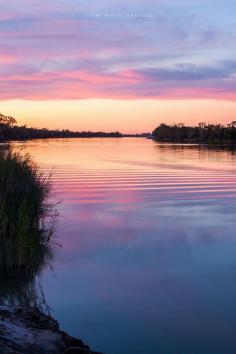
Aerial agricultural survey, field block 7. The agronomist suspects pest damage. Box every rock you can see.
[0,306,103,354]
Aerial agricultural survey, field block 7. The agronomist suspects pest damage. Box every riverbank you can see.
[0,305,102,354]
[152,122,236,144]
[0,112,148,141]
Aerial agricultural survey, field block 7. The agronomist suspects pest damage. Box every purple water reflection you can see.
[12,138,236,354]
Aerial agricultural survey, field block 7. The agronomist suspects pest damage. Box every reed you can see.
[0,152,54,276]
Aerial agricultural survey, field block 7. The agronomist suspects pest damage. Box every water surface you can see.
[11,138,236,354]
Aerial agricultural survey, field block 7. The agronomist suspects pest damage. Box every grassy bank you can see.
[0,152,54,276]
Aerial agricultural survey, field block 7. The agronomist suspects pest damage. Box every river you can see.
[11,138,236,354]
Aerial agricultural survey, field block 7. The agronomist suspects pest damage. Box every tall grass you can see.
[0,152,54,276]
[0,271,51,314]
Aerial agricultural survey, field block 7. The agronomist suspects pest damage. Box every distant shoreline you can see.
[0,133,149,143]
[0,112,149,141]
[151,123,236,145]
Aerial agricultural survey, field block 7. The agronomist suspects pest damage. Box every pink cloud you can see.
[1,62,236,101]
[0,4,235,101]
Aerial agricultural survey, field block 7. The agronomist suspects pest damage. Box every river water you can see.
[11,138,236,354]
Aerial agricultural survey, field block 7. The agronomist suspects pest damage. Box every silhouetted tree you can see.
[0,112,124,141]
[0,113,17,127]
[152,122,236,144]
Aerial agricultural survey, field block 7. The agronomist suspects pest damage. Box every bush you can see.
[0,152,54,276]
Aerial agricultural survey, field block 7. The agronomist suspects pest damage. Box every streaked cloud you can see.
[0,0,235,100]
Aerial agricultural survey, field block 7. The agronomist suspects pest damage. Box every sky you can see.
[0,0,236,132]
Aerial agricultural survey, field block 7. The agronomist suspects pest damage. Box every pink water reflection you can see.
[11,138,236,354]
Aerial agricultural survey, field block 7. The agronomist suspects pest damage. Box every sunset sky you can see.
[1,0,236,133]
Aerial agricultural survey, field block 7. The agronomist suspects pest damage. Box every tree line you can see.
[0,113,123,141]
[152,122,236,144]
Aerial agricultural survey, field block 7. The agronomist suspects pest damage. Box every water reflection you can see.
[10,138,236,354]
[0,219,53,314]
[0,273,50,314]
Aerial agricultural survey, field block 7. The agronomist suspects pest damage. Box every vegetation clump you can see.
[0,151,53,276]
[152,122,236,144]
[0,112,122,140]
